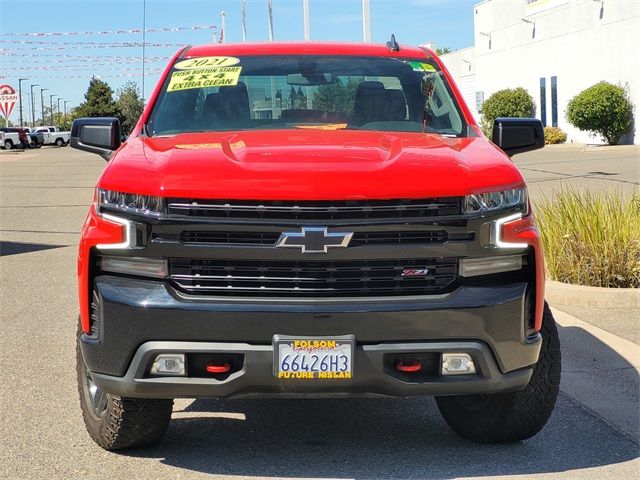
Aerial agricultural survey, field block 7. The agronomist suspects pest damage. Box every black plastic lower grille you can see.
[169,258,458,297]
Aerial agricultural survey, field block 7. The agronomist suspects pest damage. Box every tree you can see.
[480,87,535,137]
[296,86,308,109]
[75,77,121,119]
[436,47,452,56]
[566,82,633,145]
[313,77,361,116]
[117,81,144,135]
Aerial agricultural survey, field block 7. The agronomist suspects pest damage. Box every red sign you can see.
[0,84,18,120]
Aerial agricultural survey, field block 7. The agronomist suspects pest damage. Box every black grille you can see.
[88,290,100,339]
[349,230,449,246]
[179,230,451,246]
[169,258,458,297]
[180,231,280,245]
[167,197,462,221]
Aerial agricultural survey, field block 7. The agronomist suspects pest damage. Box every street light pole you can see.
[30,84,39,128]
[362,0,371,43]
[25,92,32,127]
[57,98,63,120]
[64,100,69,118]
[40,88,48,127]
[18,78,28,127]
[49,94,56,125]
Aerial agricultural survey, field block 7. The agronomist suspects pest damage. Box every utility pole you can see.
[40,88,48,127]
[49,94,56,126]
[362,0,371,42]
[220,11,226,43]
[30,84,39,128]
[303,0,310,40]
[64,100,69,118]
[18,78,28,127]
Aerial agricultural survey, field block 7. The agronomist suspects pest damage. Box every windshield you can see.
[147,55,467,136]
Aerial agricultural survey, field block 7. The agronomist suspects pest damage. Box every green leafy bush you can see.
[480,87,535,137]
[566,82,633,145]
[544,127,567,144]
[536,189,640,288]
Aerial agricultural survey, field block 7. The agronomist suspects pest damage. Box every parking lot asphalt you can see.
[1,146,638,479]
[515,144,639,201]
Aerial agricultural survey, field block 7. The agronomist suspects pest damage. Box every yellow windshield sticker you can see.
[167,66,242,92]
[420,62,436,72]
[174,56,240,69]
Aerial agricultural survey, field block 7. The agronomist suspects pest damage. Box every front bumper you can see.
[81,275,541,399]
[90,340,533,399]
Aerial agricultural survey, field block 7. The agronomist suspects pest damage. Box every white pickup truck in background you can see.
[0,128,43,150]
[34,126,71,146]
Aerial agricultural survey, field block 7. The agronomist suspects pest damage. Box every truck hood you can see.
[99,130,525,199]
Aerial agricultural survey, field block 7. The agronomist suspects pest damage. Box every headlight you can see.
[464,188,528,215]
[97,189,165,217]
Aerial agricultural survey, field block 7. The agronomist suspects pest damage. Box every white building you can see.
[438,0,640,144]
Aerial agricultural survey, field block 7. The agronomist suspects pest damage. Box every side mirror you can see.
[70,117,121,161]
[492,117,544,156]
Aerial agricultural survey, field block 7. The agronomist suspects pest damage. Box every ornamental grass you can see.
[536,189,640,288]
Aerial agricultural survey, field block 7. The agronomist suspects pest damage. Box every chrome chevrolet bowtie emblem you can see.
[276,227,353,254]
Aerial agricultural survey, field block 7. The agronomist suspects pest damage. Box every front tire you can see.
[435,302,561,443]
[76,327,173,450]
[55,138,64,147]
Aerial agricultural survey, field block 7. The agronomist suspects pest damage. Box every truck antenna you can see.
[386,34,400,52]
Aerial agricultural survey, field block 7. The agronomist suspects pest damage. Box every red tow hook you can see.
[396,359,422,373]
[206,362,231,374]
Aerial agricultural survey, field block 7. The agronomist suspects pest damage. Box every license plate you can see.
[273,335,355,380]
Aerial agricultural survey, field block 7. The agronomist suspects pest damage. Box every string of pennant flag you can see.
[1,43,186,52]
[1,52,170,60]
[0,72,162,80]
[7,65,164,71]
[0,25,216,37]
[3,56,170,63]
[0,39,186,45]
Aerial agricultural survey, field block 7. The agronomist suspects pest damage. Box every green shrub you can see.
[536,189,640,288]
[566,82,633,145]
[544,127,567,144]
[480,87,535,137]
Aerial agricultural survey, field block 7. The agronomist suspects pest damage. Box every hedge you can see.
[480,87,535,137]
[566,82,633,145]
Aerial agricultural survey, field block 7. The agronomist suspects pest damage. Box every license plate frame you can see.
[273,334,355,380]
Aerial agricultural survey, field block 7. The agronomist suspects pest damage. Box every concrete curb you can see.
[546,279,640,308]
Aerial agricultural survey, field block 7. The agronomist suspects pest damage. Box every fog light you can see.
[99,256,168,278]
[441,353,476,375]
[150,354,186,376]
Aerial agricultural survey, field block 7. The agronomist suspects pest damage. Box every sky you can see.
[0,0,478,125]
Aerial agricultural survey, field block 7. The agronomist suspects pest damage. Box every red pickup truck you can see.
[70,40,560,450]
